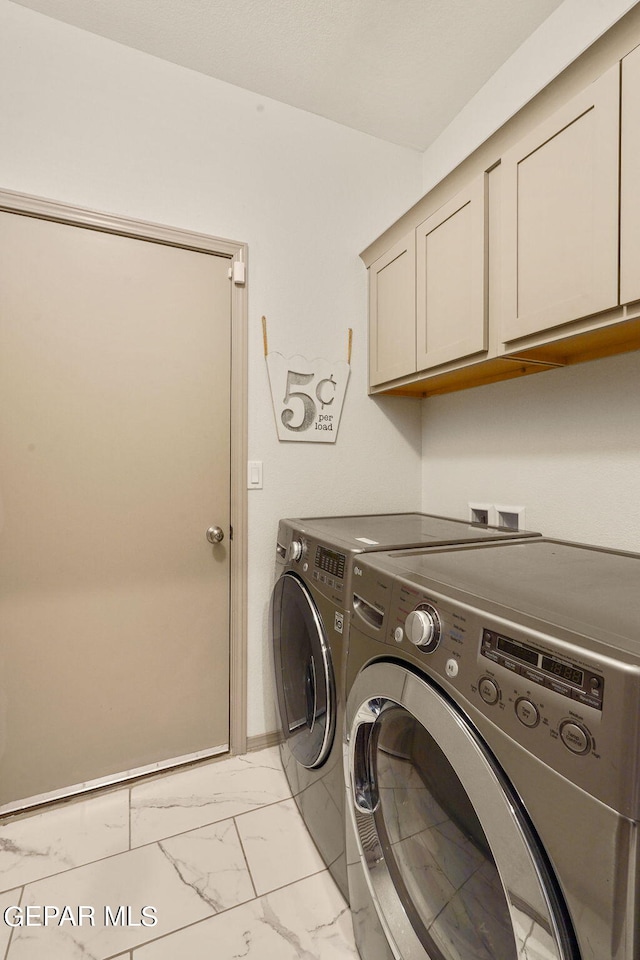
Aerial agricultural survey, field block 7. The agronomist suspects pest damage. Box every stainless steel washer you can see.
[344,538,640,960]
[270,514,539,902]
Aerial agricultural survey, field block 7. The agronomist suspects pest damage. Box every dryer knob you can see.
[288,539,304,562]
[405,607,440,652]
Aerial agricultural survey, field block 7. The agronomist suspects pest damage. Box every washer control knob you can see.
[515,698,540,728]
[405,605,440,652]
[478,677,500,705]
[559,720,591,755]
[288,539,304,562]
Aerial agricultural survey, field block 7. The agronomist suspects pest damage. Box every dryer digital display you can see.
[482,629,602,709]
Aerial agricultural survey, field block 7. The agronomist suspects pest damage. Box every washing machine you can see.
[269,513,540,902]
[343,537,640,960]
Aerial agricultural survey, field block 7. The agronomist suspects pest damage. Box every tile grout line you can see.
[231,816,259,901]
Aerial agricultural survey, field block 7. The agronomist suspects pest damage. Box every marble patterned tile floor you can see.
[0,748,358,960]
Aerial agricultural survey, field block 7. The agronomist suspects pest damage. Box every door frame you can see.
[0,187,248,758]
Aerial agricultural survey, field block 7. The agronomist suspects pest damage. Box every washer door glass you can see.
[271,572,335,768]
[349,663,577,960]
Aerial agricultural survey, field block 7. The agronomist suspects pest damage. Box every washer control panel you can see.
[276,522,349,607]
[315,544,346,580]
[481,628,604,711]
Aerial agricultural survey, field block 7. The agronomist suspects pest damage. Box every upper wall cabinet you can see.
[363,18,640,397]
[621,43,640,306]
[416,175,487,370]
[500,64,620,345]
[369,232,416,387]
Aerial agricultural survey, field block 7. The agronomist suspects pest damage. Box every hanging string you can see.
[262,315,352,363]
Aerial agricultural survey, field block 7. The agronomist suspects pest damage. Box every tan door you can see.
[0,210,231,809]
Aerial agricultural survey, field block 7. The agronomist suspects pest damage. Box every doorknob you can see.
[206,526,225,544]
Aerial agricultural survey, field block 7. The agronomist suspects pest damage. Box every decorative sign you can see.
[263,319,351,443]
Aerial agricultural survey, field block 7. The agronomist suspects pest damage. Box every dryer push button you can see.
[559,720,591,755]
[445,658,459,678]
[515,698,540,728]
[478,677,500,705]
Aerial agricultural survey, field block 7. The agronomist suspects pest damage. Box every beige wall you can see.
[0,0,424,740]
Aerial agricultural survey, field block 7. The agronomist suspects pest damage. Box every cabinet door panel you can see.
[416,175,487,370]
[369,233,416,386]
[621,44,640,305]
[501,64,619,343]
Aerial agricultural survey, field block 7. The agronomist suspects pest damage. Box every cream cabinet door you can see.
[500,64,620,344]
[369,232,416,386]
[621,44,640,305]
[416,175,487,370]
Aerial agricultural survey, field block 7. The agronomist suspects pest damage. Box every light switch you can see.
[247,460,263,489]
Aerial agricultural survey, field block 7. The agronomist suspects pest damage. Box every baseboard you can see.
[246,730,282,752]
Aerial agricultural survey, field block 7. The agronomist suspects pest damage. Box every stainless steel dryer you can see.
[344,538,640,960]
[270,514,539,902]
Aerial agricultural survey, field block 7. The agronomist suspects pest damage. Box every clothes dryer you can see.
[344,538,640,960]
[270,514,539,902]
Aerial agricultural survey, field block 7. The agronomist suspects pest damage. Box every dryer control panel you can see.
[347,552,640,820]
[481,628,604,711]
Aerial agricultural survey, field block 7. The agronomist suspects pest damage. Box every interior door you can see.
[0,209,232,809]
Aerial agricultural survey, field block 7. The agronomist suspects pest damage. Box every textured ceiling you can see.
[11,0,566,150]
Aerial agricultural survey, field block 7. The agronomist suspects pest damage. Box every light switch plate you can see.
[247,460,263,489]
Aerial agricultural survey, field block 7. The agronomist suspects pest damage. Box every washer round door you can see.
[347,661,579,960]
[271,571,335,769]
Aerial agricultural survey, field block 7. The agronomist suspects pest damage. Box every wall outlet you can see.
[468,502,493,526]
[495,504,526,530]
